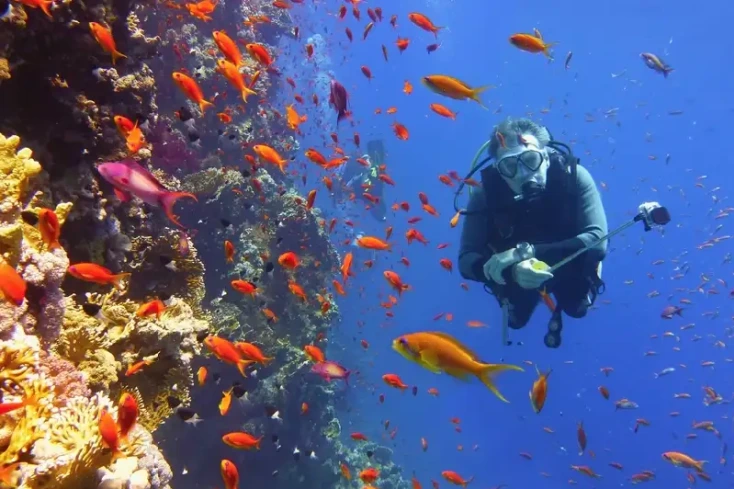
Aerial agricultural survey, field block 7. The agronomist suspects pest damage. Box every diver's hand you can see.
[484,248,521,285]
[513,259,554,289]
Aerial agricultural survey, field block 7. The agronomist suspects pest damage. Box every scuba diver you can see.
[339,139,388,222]
[458,118,609,348]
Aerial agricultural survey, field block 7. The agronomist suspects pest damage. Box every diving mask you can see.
[497,150,545,179]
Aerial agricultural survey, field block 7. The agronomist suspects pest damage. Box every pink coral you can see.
[38,350,91,406]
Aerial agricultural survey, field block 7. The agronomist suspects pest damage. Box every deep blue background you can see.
[279,0,734,486]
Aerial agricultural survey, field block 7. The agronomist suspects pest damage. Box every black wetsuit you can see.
[458,152,608,328]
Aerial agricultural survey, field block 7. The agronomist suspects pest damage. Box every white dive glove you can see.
[483,248,521,285]
[513,258,554,289]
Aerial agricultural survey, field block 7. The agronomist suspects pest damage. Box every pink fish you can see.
[311,361,350,385]
[97,160,197,228]
[328,79,349,126]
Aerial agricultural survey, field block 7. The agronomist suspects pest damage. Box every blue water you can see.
[285,0,734,487]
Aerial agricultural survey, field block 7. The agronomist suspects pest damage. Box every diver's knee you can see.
[508,311,532,329]
[563,301,589,319]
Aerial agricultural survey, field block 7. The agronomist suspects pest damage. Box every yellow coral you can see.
[0,340,54,474]
[24,393,148,489]
[0,132,42,265]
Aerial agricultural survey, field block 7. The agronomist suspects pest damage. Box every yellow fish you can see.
[392,331,523,402]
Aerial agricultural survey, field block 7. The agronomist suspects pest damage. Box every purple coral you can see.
[148,120,200,173]
[38,350,91,405]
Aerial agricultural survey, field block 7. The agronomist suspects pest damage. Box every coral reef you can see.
[54,295,208,431]
[0,338,172,489]
[0,133,71,344]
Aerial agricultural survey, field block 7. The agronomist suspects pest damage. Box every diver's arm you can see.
[533,166,608,264]
[458,189,492,282]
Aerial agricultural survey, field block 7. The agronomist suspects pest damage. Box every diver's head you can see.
[489,118,551,198]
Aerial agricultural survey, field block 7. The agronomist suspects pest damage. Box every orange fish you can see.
[125,352,159,377]
[341,252,353,282]
[124,123,146,154]
[288,280,307,302]
[234,342,272,365]
[231,279,257,296]
[253,144,288,173]
[392,122,409,140]
[383,373,408,390]
[430,103,457,120]
[224,240,235,263]
[301,402,309,414]
[357,236,391,250]
[217,59,257,102]
[529,365,551,413]
[408,12,443,37]
[113,115,136,137]
[98,408,122,459]
[360,467,380,483]
[278,251,300,269]
[245,43,273,67]
[396,37,410,52]
[392,332,523,403]
[89,22,126,65]
[16,0,53,18]
[286,104,308,132]
[204,336,254,377]
[439,258,453,273]
[340,462,351,480]
[37,208,61,250]
[117,392,138,439]
[213,30,243,67]
[509,30,556,59]
[384,270,410,296]
[222,432,262,450]
[262,307,279,322]
[441,470,473,487]
[598,385,609,400]
[135,299,166,319]
[219,388,233,416]
[220,459,239,489]
[67,263,130,290]
[196,366,208,386]
[172,71,213,113]
[422,75,490,107]
[304,344,325,363]
[403,80,413,94]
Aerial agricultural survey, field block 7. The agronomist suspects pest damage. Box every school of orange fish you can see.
[1,0,728,488]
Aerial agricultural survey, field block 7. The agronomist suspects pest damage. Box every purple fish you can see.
[426,43,441,54]
[311,360,350,385]
[97,160,197,228]
[328,79,349,125]
[660,305,683,319]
